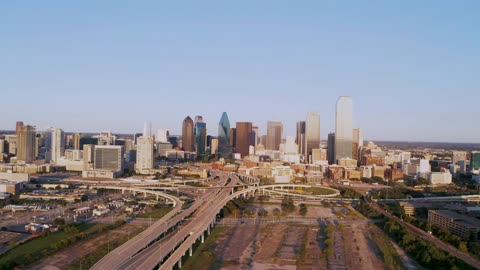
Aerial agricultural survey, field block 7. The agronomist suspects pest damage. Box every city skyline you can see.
[1,2,479,143]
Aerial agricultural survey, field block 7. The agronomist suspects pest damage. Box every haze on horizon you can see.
[1,1,479,143]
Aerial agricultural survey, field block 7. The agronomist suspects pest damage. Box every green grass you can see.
[370,232,406,270]
[66,226,144,270]
[0,223,97,270]
[303,187,338,196]
[137,206,173,219]
[180,226,227,270]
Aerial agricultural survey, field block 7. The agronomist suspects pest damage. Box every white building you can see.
[155,129,169,143]
[334,96,353,163]
[272,166,295,183]
[136,136,154,173]
[46,128,65,164]
[428,172,453,185]
[359,166,373,179]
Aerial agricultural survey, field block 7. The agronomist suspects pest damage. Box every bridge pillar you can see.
[201,232,205,243]
[156,194,159,200]
[121,189,125,194]
[189,246,193,256]
[178,259,182,269]
[207,225,211,235]
[144,192,147,198]
[133,191,136,196]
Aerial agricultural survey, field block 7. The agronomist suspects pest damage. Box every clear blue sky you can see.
[1,1,479,142]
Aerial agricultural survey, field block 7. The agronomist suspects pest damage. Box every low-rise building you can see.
[428,210,480,240]
[428,172,453,185]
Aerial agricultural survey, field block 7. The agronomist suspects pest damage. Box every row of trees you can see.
[354,202,476,270]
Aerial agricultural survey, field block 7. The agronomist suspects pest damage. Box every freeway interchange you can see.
[91,172,343,270]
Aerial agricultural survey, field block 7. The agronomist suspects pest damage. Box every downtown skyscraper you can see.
[194,116,207,156]
[334,96,354,163]
[217,112,232,158]
[182,116,194,152]
[305,112,321,162]
[296,121,306,156]
[16,121,36,163]
[266,121,283,151]
[235,122,252,156]
[45,128,65,164]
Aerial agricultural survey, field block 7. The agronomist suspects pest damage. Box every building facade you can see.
[335,96,354,163]
[182,116,194,152]
[305,113,321,162]
[235,122,252,156]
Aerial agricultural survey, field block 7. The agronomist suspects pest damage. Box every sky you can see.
[1,1,479,143]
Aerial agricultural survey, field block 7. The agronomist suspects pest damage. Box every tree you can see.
[281,196,295,213]
[53,218,66,226]
[299,203,307,216]
[458,242,469,253]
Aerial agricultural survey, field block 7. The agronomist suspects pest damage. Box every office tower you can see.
[0,139,4,154]
[45,128,65,164]
[266,121,283,150]
[143,122,152,138]
[182,116,194,152]
[235,122,252,156]
[471,151,480,173]
[94,145,123,172]
[229,128,236,147]
[34,134,41,159]
[195,122,207,156]
[217,112,232,158]
[210,138,219,155]
[136,136,154,171]
[335,96,354,163]
[305,113,321,161]
[167,135,181,148]
[283,136,298,155]
[73,133,81,150]
[252,126,259,147]
[5,135,17,155]
[156,129,169,143]
[83,144,95,170]
[352,128,363,160]
[194,115,203,124]
[260,135,267,147]
[327,133,336,165]
[16,122,36,163]
[296,121,306,156]
[452,151,468,165]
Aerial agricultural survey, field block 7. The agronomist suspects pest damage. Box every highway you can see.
[91,171,232,270]
[368,199,480,269]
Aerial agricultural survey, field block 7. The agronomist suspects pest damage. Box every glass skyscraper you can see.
[335,96,354,163]
[305,112,321,162]
[195,122,207,156]
[218,112,231,158]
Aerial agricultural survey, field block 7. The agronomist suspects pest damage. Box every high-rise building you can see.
[352,128,363,160]
[296,121,306,156]
[83,144,95,170]
[452,151,468,165]
[217,112,231,158]
[94,145,123,172]
[335,96,354,163]
[305,113,321,161]
[235,122,252,156]
[73,133,81,150]
[0,139,5,154]
[327,133,336,165]
[16,122,36,163]
[471,151,480,173]
[182,116,194,152]
[230,128,236,147]
[195,122,207,156]
[210,138,219,155]
[136,136,154,172]
[155,129,169,143]
[194,116,203,124]
[252,126,259,147]
[266,121,283,150]
[143,122,152,138]
[51,128,65,165]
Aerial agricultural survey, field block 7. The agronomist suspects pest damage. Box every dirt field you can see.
[211,204,392,270]
[29,223,143,270]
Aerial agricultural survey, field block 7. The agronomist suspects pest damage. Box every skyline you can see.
[1,1,480,143]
